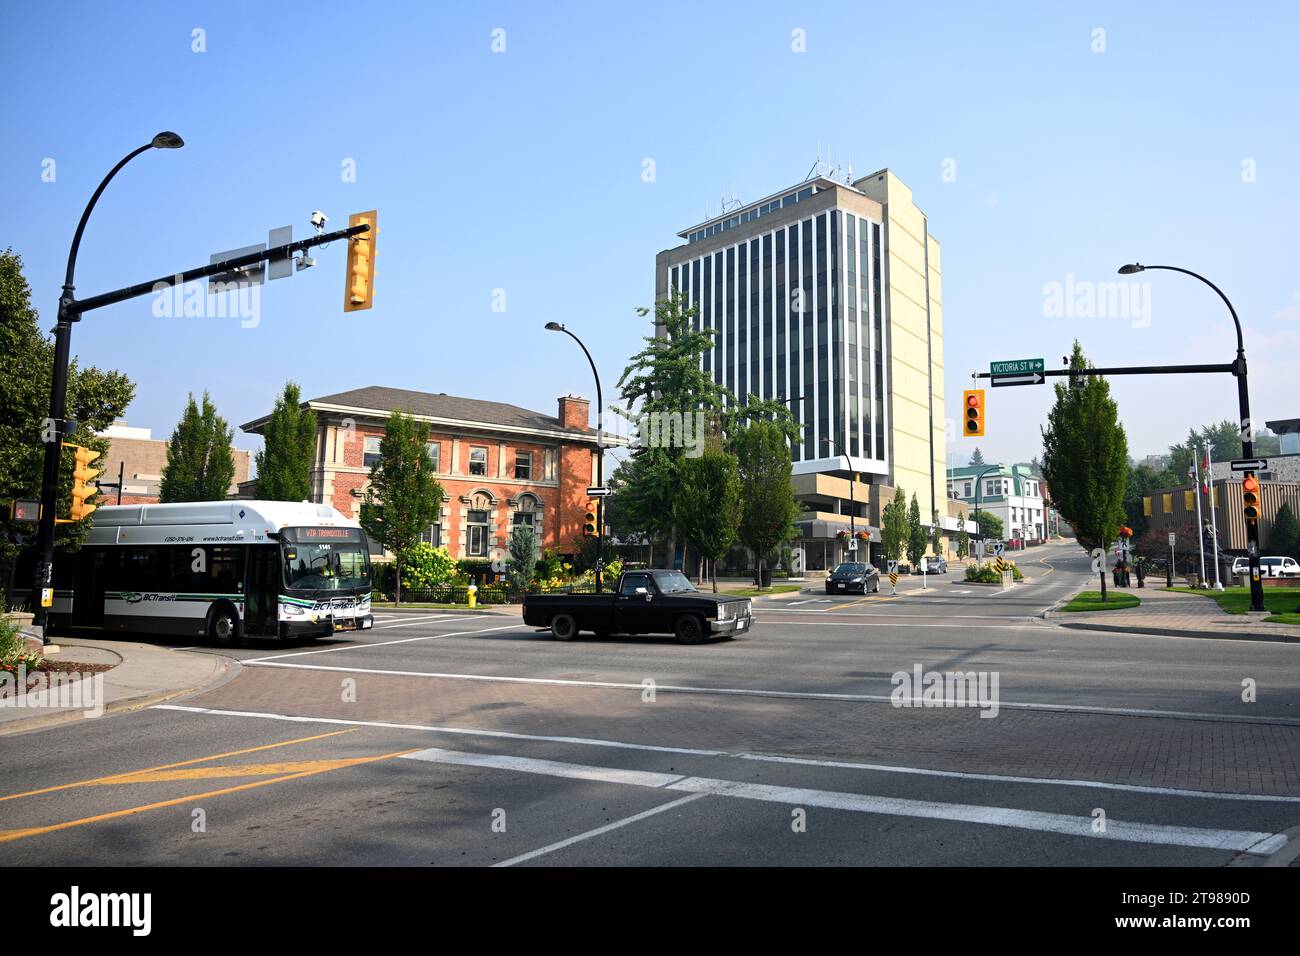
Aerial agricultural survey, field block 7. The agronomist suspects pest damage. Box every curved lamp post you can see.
[545,322,605,592]
[1118,263,1264,611]
[31,133,184,637]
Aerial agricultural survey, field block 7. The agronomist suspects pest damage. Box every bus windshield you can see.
[281,527,372,591]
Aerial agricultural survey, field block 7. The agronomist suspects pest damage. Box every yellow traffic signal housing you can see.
[343,210,377,312]
[1242,474,1260,523]
[963,389,985,437]
[583,504,598,537]
[64,443,101,521]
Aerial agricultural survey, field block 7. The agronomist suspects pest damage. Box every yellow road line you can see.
[92,757,391,785]
[0,747,418,845]
[0,729,354,803]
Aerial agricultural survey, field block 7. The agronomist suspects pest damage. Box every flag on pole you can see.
[1201,449,1210,494]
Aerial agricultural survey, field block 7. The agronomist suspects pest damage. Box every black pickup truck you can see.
[522,569,754,644]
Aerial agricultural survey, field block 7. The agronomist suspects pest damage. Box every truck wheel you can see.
[674,614,706,645]
[550,613,579,641]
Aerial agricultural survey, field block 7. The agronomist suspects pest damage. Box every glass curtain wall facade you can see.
[667,209,887,469]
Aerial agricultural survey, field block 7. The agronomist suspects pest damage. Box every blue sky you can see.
[3,1,1298,472]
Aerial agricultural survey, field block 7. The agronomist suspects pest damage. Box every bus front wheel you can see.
[209,607,242,647]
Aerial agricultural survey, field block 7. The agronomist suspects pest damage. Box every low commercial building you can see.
[1142,479,1300,554]
[241,387,605,562]
[97,421,252,505]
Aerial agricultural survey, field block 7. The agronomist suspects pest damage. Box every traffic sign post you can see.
[887,560,899,594]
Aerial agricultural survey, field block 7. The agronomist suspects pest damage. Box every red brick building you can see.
[240,387,602,561]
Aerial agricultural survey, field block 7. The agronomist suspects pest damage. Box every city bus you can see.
[19,501,374,644]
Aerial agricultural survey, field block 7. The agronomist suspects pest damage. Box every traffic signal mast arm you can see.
[974,362,1235,380]
[64,221,372,319]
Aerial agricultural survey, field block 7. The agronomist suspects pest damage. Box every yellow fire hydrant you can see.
[467,584,477,609]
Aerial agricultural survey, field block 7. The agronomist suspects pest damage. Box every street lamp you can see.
[30,133,184,640]
[823,437,858,563]
[546,322,606,592]
[1117,262,1265,612]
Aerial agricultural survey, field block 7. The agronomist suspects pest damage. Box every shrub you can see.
[964,561,1023,583]
[0,617,40,672]
[535,548,564,582]
[400,543,458,590]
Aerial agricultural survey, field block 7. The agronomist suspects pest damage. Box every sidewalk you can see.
[1050,585,1300,643]
[0,638,234,735]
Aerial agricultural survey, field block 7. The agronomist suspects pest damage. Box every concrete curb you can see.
[0,642,239,737]
[1056,620,1300,645]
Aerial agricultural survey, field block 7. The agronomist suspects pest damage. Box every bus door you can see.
[245,546,280,637]
[72,548,112,627]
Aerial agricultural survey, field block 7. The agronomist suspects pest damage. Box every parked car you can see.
[922,556,948,574]
[825,562,881,595]
[521,569,753,644]
[1260,556,1300,578]
[1231,557,1249,577]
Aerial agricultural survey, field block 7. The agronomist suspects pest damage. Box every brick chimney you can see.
[557,395,590,431]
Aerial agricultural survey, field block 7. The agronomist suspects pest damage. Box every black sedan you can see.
[825,562,880,594]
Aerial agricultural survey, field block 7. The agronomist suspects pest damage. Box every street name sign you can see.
[1230,459,1268,472]
[990,358,1045,375]
[990,358,1046,387]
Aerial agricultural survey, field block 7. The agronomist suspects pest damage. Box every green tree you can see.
[1041,341,1129,599]
[969,447,985,467]
[881,486,908,562]
[956,511,969,559]
[732,419,799,589]
[507,524,538,591]
[970,509,1003,542]
[613,289,798,572]
[254,381,316,501]
[673,449,741,592]
[159,392,235,503]
[358,410,444,605]
[1270,502,1300,561]
[930,506,942,554]
[906,493,926,566]
[0,249,134,572]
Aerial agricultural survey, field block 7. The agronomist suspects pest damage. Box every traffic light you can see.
[583,503,598,537]
[1242,473,1260,524]
[65,443,101,521]
[343,210,377,312]
[963,389,985,437]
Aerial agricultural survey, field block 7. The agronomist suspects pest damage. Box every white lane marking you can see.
[152,704,1300,801]
[236,659,1300,725]
[400,747,1286,855]
[785,599,818,606]
[245,624,518,662]
[376,614,458,628]
[492,793,709,867]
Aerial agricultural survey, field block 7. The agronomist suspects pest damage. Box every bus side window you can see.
[210,546,242,594]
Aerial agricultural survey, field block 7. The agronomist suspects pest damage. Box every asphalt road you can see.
[3,541,1298,867]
